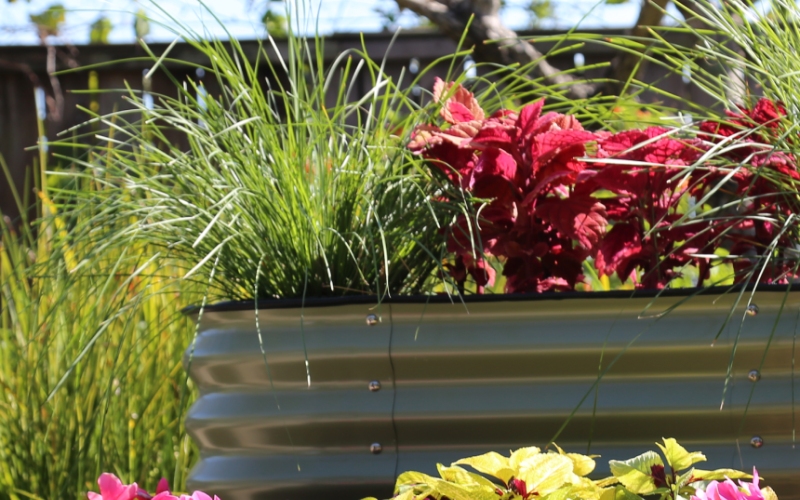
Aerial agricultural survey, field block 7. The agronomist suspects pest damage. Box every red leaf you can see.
[503,256,544,294]
[516,100,545,142]
[535,130,596,162]
[408,122,482,183]
[535,195,607,249]
[533,129,596,182]
[469,148,518,201]
[408,122,482,151]
[596,222,642,277]
[541,246,587,289]
[749,98,786,127]
[448,102,480,123]
[592,165,648,195]
[488,109,519,127]
[469,122,515,150]
[433,78,486,124]
[467,256,496,290]
[550,113,584,131]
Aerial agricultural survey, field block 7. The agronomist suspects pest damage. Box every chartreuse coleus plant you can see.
[366,439,773,500]
[602,438,759,500]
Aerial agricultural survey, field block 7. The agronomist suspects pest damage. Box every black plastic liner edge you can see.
[182,283,800,314]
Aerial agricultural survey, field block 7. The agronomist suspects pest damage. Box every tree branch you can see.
[395,0,596,99]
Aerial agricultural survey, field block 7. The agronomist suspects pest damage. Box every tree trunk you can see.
[600,0,669,96]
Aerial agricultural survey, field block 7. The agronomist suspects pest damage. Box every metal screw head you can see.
[366,314,380,326]
[748,369,761,382]
[370,442,383,454]
[750,436,764,449]
[746,304,759,317]
[369,380,381,392]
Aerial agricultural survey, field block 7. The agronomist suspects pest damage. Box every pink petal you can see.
[156,479,170,495]
[716,479,742,500]
[703,481,722,500]
[88,492,103,500]
[97,474,138,500]
[98,474,123,494]
[151,493,178,500]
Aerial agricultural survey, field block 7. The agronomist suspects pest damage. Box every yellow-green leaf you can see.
[542,485,573,500]
[567,453,596,476]
[656,438,706,471]
[692,468,753,481]
[762,486,778,500]
[89,16,113,44]
[600,486,617,500]
[435,480,499,500]
[676,468,696,488]
[613,485,646,500]
[392,489,418,500]
[455,451,515,484]
[518,453,574,496]
[30,3,65,36]
[395,471,438,492]
[609,451,663,495]
[550,444,597,477]
[567,477,605,500]
[510,446,541,470]
[596,477,620,488]
[437,464,498,490]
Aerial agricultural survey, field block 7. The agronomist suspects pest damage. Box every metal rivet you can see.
[366,314,379,326]
[750,436,764,449]
[748,369,761,382]
[370,442,382,454]
[369,380,381,392]
[746,304,759,316]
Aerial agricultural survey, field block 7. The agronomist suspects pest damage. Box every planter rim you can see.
[183,283,800,314]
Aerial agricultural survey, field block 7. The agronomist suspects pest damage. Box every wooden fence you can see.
[0,29,707,220]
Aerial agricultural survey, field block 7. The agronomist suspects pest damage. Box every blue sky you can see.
[0,0,655,46]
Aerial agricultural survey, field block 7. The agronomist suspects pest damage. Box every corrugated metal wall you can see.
[186,290,800,500]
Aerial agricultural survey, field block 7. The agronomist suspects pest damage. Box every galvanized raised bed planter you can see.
[185,289,800,500]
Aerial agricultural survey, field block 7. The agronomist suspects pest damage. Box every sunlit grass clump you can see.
[57,20,469,301]
[0,167,199,500]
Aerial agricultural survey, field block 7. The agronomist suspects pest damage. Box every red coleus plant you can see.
[409,79,800,293]
[698,98,800,283]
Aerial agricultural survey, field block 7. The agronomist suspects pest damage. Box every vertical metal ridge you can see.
[387,303,401,482]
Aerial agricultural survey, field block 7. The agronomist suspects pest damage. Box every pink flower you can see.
[88,474,141,500]
[145,478,220,500]
[156,479,170,495]
[692,468,764,500]
[152,491,220,500]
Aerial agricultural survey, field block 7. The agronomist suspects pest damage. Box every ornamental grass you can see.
[0,157,200,500]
